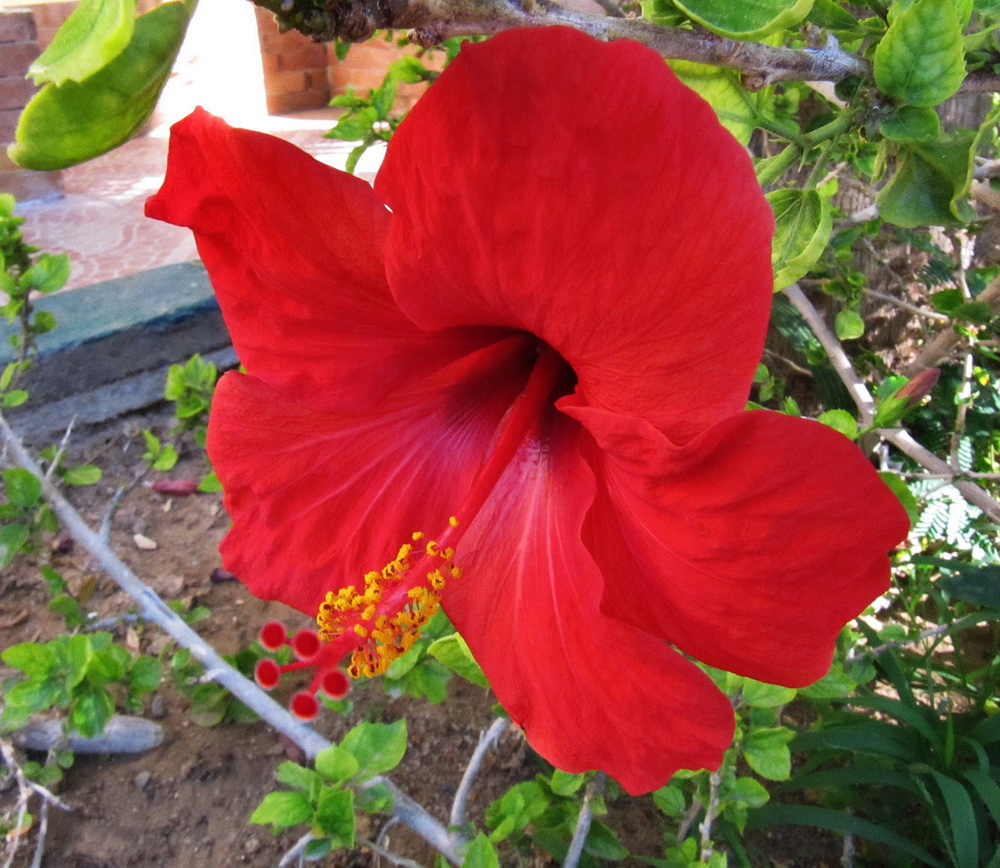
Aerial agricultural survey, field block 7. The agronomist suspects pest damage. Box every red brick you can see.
[0,43,39,78]
[0,151,61,202]
[266,69,306,95]
[265,93,284,115]
[306,69,329,89]
[0,11,35,44]
[281,88,329,112]
[276,44,327,71]
[260,53,279,75]
[0,75,36,111]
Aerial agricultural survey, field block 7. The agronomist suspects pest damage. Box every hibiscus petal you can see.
[449,411,734,795]
[563,403,910,687]
[375,27,774,444]
[207,334,533,614]
[145,107,490,410]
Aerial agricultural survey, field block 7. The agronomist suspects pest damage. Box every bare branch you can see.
[450,717,509,828]
[258,0,868,85]
[564,774,604,868]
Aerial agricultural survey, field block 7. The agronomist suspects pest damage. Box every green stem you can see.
[756,110,856,188]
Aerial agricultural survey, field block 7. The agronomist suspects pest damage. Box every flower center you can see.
[255,342,569,718]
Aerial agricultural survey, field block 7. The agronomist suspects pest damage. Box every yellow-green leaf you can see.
[669,60,758,145]
[673,0,814,39]
[29,0,136,86]
[767,188,833,290]
[9,1,190,171]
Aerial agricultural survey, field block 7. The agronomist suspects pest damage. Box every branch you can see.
[782,285,1000,525]
[0,412,464,865]
[449,717,509,829]
[259,0,868,85]
[564,774,604,868]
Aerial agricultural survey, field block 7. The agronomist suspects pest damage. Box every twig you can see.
[676,800,702,843]
[255,0,868,85]
[782,284,1000,524]
[783,284,876,425]
[44,417,76,483]
[360,838,428,868]
[0,743,72,813]
[277,832,313,867]
[698,770,722,861]
[99,485,127,544]
[863,611,1000,658]
[762,348,813,376]
[0,411,464,865]
[863,287,950,322]
[29,799,48,868]
[449,717,509,828]
[591,0,624,17]
[895,471,1000,480]
[564,774,604,868]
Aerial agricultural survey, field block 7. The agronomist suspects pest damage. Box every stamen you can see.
[253,623,351,716]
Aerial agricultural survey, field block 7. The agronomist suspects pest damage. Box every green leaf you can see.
[879,105,941,142]
[197,470,222,492]
[743,726,794,780]
[313,787,355,846]
[550,769,586,796]
[20,254,71,293]
[767,188,833,290]
[807,0,859,29]
[933,562,1000,609]
[314,744,360,786]
[729,776,770,808]
[152,444,178,471]
[672,0,814,38]
[129,655,162,693]
[249,790,312,830]
[874,0,965,107]
[355,781,393,813]
[388,55,431,83]
[653,783,687,816]
[741,679,798,708]
[275,760,319,792]
[817,409,859,440]
[3,678,62,714]
[29,0,136,86]
[340,720,407,780]
[63,464,102,485]
[462,834,500,868]
[329,107,378,142]
[0,523,30,567]
[9,1,191,170]
[427,633,489,687]
[585,821,629,861]
[929,770,977,867]
[668,60,758,145]
[4,467,42,507]
[2,642,55,678]
[876,129,979,227]
[69,684,114,737]
[878,472,920,526]
[835,309,865,340]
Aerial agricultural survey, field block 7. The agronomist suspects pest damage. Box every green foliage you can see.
[250,720,407,851]
[1,193,67,374]
[382,608,455,702]
[167,642,260,727]
[670,0,814,39]
[1,632,161,737]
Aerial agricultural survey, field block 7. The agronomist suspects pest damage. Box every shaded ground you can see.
[1,408,842,867]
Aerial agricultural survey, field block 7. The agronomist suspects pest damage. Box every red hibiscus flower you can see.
[146,26,909,795]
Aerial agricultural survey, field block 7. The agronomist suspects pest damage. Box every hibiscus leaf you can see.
[767,188,833,291]
[340,720,407,780]
[743,725,795,780]
[249,791,312,830]
[313,787,355,847]
[28,0,136,86]
[672,0,814,39]
[462,834,500,868]
[874,0,965,108]
[9,0,190,170]
[668,61,759,145]
[427,633,489,687]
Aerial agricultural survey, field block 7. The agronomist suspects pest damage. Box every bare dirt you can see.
[1,408,842,868]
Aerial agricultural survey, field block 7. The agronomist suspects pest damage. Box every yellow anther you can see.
[412,531,425,541]
[354,624,368,638]
[448,516,459,527]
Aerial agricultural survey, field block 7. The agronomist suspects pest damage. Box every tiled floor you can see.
[12,0,387,291]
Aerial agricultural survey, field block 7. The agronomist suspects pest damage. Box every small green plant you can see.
[250,720,407,859]
[0,193,67,370]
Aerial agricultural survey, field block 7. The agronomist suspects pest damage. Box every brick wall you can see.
[255,6,330,114]
[327,37,434,111]
[0,7,61,202]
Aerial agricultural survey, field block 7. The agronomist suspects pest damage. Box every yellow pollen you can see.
[315,526,462,677]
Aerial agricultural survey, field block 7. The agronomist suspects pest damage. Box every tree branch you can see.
[0,412,464,865]
[258,0,868,85]
[450,717,509,829]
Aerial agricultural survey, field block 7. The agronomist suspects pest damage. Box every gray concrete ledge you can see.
[4,262,235,443]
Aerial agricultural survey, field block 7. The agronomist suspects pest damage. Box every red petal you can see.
[145,108,493,411]
[564,403,910,687]
[207,335,532,614]
[448,412,734,795]
[376,28,773,444]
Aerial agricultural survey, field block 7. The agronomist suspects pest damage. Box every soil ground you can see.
[1,407,843,868]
